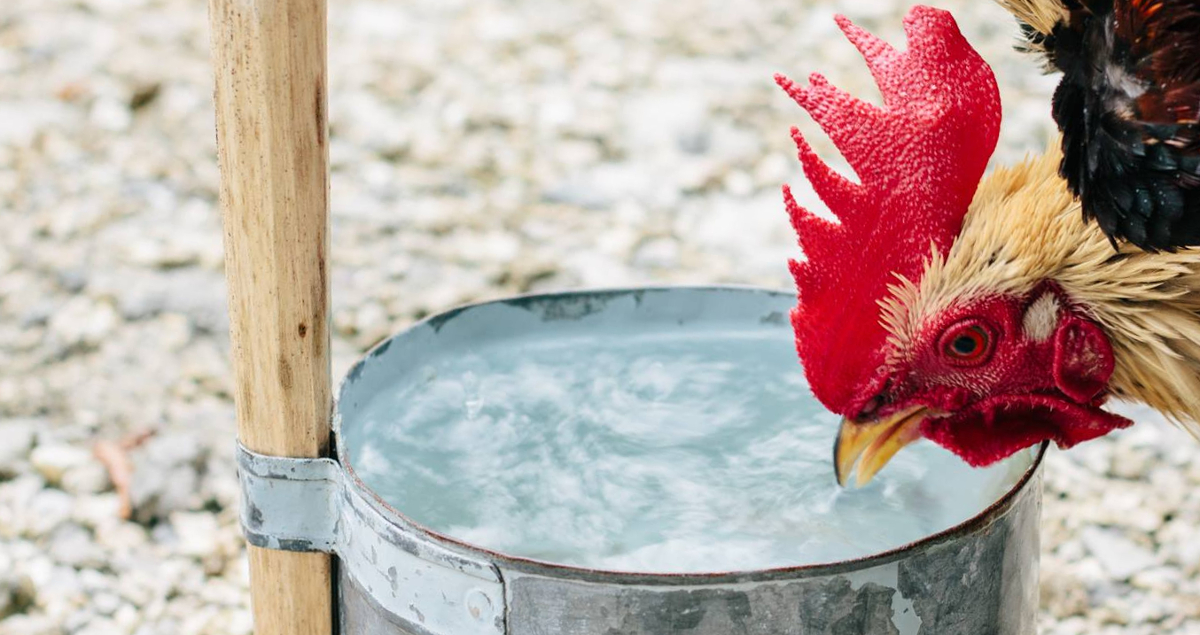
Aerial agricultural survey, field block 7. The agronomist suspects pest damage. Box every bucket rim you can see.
[332,284,1049,586]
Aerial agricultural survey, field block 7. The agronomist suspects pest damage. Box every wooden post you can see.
[208,0,333,634]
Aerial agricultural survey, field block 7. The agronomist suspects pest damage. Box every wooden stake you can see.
[208,0,333,633]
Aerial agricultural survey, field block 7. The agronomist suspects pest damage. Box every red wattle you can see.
[921,394,1134,467]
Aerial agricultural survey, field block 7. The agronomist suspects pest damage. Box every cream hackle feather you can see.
[994,0,1068,35]
[880,144,1200,439]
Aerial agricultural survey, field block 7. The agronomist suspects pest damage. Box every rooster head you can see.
[777,6,1133,486]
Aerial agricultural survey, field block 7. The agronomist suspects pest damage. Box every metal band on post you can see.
[235,444,506,635]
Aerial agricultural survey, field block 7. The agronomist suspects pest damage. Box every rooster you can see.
[774,5,1200,487]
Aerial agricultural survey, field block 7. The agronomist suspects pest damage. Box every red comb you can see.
[776,6,1001,414]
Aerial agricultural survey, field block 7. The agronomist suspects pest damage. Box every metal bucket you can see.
[237,286,1044,635]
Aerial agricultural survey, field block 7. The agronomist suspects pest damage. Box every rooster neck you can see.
[883,144,1200,434]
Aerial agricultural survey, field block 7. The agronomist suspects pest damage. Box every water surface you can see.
[346,324,1031,573]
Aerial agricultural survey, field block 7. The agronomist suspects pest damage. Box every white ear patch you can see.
[1022,293,1060,342]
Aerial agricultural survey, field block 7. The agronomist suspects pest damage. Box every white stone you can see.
[47,297,119,349]
[93,591,123,616]
[75,617,127,635]
[48,523,104,568]
[32,563,83,606]
[753,153,792,188]
[62,461,112,495]
[0,615,62,635]
[90,97,133,132]
[354,298,388,330]
[0,102,68,146]
[73,494,124,530]
[225,609,253,635]
[1109,444,1153,480]
[1040,564,1090,618]
[622,92,710,156]
[29,444,92,486]
[1158,520,1200,575]
[1128,595,1172,623]
[113,603,141,631]
[25,489,75,537]
[78,568,113,592]
[1081,527,1158,580]
[0,419,37,475]
[709,124,763,165]
[722,170,755,197]
[632,236,681,270]
[170,512,219,559]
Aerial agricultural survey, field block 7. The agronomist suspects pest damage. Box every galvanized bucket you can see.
[237,286,1045,635]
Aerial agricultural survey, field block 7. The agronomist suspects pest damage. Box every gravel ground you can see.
[1,0,1198,633]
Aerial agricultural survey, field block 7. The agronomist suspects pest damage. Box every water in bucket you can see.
[345,320,1032,574]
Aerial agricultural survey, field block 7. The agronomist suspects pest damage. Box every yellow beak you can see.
[834,406,928,487]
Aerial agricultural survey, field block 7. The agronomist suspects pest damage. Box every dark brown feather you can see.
[1010,0,1200,250]
[1115,0,1200,124]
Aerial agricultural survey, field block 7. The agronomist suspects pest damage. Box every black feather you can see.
[1013,0,1200,251]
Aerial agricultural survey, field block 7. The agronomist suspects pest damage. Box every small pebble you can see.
[25,490,75,537]
[1081,526,1158,581]
[29,445,91,486]
[169,512,219,559]
[0,420,38,475]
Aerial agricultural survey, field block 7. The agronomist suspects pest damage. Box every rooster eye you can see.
[942,323,992,365]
